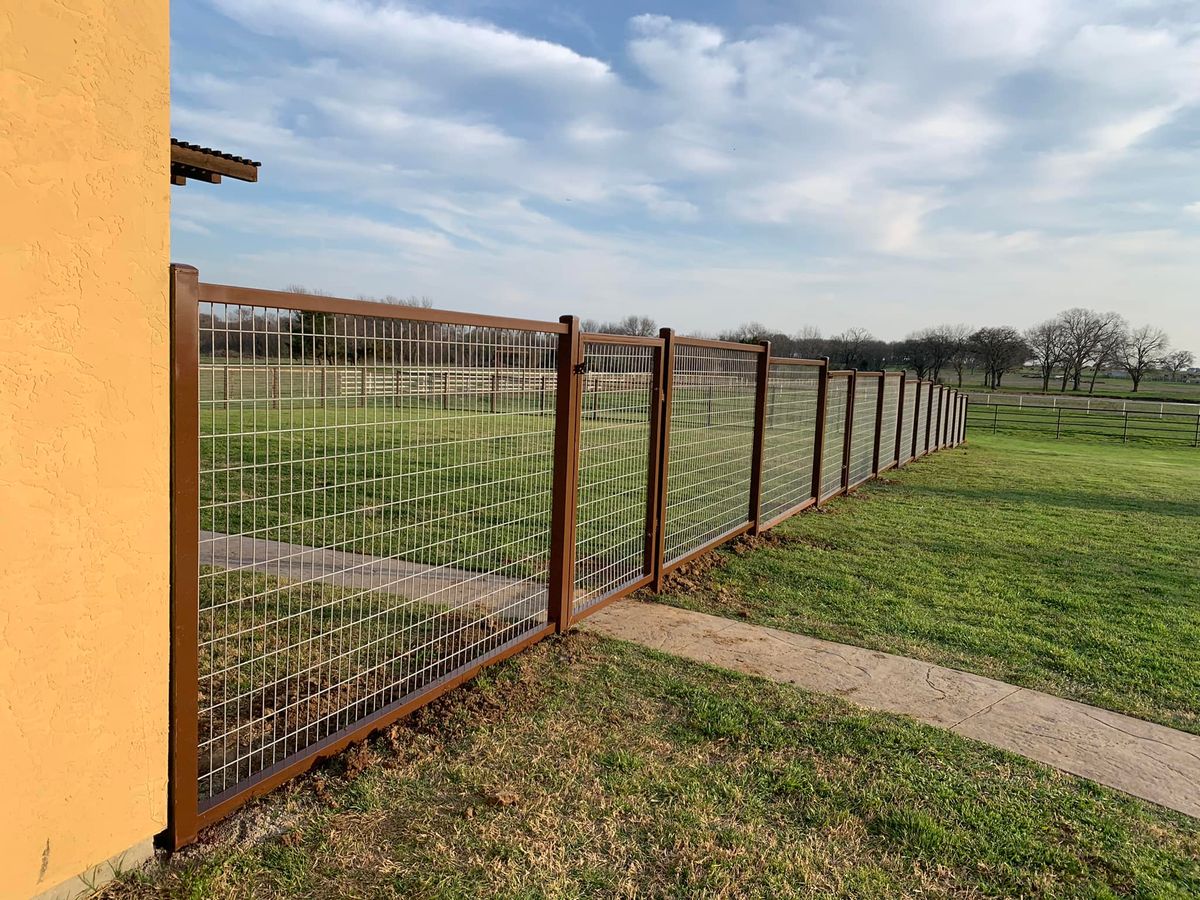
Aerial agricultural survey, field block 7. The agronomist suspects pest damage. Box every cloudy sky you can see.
[172,0,1200,352]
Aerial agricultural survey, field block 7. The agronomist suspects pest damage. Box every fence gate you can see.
[570,334,666,622]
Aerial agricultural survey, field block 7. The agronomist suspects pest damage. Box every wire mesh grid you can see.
[662,344,759,565]
[820,376,850,499]
[573,340,657,613]
[847,376,879,487]
[878,376,901,469]
[900,382,919,463]
[921,385,934,453]
[759,363,820,523]
[196,301,558,803]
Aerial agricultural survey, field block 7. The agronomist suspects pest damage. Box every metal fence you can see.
[168,265,968,846]
[968,399,1200,447]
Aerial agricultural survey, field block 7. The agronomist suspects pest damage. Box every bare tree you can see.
[1057,308,1124,392]
[583,315,658,336]
[720,321,773,344]
[831,327,874,368]
[792,325,824,359]
[1024,319,1065,393]
[899,326,961,382]
[1161,349,1196,382]
[945,325,974,387]
[1117,325,1169,392]
[1086,317,1127,394]
[971,326,1029,389]
[611,315,657,337]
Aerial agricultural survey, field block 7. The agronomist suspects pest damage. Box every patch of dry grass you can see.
[109,632,1197,899]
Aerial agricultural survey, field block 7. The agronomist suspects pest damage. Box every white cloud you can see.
[171,0,1200,352]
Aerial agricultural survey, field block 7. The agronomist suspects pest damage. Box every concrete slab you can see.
[200,530,546,623]
[954,689,1200,818]
[583,600,1200,819]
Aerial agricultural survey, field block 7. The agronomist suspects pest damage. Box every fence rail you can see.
[968,399,1200,447]
[168,264,968,847]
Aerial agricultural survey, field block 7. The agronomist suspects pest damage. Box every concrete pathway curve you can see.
[583,601,1200,819]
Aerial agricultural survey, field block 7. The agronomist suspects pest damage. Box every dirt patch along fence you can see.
[168,264,968,847]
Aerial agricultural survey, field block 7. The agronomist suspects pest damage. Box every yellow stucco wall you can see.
[0,1,170,896]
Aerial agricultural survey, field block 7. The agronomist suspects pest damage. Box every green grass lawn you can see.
[659,433,1200,734]
[960,368,1200,404]
[967,403,1200,447]
[109,633,1199,899]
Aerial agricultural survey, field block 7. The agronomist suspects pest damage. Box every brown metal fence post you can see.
[842,369,857,490]
[168,263,201,850]
[894,373,907,464]
[749,341,771,533]
[871,372,886,475]
[811,358,830,507]
[547,316,583,632]
[643,339,667,580]
[651,328,676,593]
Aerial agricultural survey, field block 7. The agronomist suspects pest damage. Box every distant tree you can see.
[1056,308,1124,392]
[1117,325,1169,392]
[792,325,825,359]
[1161,349,1196,382]
[720,322,773,344]
[971,326,1029,389]
[586,315,658,336]
[612,315,657,337]
[945,325,974,387]
[1086,317,1128,394]
[1024,319,1066,393]
[831,327,874,368]
[901,325,968,383]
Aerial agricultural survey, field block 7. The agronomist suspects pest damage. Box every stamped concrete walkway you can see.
[584,600,1200,819]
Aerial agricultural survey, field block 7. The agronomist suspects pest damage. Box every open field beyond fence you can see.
[967,398,1200,446]
[661,432,1200,734]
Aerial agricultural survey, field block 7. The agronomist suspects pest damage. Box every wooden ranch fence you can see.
[168,265,969,846]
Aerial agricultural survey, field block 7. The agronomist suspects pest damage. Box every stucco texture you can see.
[0,1,170,897]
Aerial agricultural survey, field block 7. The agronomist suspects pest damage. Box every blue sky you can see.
[172,0,1200,352]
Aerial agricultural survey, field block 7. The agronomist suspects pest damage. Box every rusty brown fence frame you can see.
[168,264,969,847]
[755,357,826,532]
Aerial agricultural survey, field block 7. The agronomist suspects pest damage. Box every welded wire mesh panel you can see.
[921,386,934,454]
[878,375,901,469]
[663,344,759,565]
[899,383,918,464]
[574,340,657,613]
[848,377,879,487]
[820,376,850,499]
[759,362,820,523]
[196,299,558,804]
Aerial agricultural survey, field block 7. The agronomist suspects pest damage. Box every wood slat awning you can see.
[171,138,261,186]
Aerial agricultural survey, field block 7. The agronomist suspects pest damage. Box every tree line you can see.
[213,288,1195,394]
[701,311,1193,393]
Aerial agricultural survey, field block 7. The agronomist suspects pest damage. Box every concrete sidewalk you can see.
[584,601,1200,819]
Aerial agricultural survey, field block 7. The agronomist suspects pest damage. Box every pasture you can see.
[660,433,1200,734]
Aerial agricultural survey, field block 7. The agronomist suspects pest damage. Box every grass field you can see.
[959,368,1200,403]
[659,433,1200,734]
[966,402,1200,447]
[109,633,1199,899]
